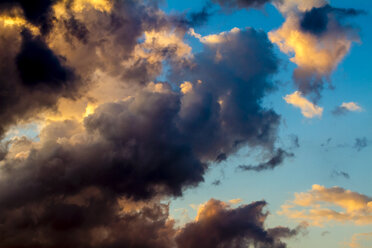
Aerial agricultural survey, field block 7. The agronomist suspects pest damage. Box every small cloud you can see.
[180,81,193,94]
[321,231,330,237]
[333,102,363,115]
[239,148,294,172]
[331,170,350,179]
[284,91,323,118]
[212,179,221,186]
[353,137,368,152]
[321,137,332,147]
[229,198,243,205]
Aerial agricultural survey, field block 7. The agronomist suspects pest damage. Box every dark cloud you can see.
[212,0,273,10]
[331,170,350,179]
[176,199,305,248]
[187,3,213,27]
[238,148,294,172]
[0,29,78,137]
[171,28,281,161]
[300,5,366,36]
[16,30,75,88]
[0,0,60,33]
[353,137,368,152]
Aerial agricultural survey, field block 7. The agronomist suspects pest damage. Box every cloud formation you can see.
[0,0,296,247]
[239,148,294,172]
[176,199,305,248]
[269,0,363,97]
[333,102,363,115]
[279,185,372,226]
[284,91,323,118]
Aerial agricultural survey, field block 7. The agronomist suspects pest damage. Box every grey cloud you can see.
[176,199,304,248]
[238,148,294,172]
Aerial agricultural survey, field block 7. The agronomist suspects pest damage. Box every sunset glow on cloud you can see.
[0,0,370,247]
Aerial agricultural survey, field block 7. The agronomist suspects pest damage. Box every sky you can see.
[0,0,371,248]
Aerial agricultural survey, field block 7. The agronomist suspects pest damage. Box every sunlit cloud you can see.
[344,232,372,248]
[279,185,372,226]
[269,0,363,96]
[333,102,363,115]
[284,91,323,118]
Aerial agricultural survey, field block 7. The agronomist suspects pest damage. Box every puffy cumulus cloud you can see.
[212,0,273,10]
[239,148,294,172]
[333,102,363,115]
[269,0,363,97]
[173,27,282,161]
[176,198,306,248]
[0,0,194,137]
[284,91,323,118]
[279,185,372,226]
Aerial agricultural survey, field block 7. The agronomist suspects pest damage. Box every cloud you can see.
[333,102,363,115]
[345,232,372,248]
[353,137,368,152]
[331,170,350,179]
[269,0,363,97]
[0,1,296,247]
[284,91,323,118]
[239,148,294,172]
[176,199,305,248]
[212,0,273,10]
[279,185,372,226]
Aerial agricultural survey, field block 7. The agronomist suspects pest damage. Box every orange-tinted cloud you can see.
[279,185,372,226]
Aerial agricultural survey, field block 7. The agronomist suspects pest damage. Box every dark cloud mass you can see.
[212,0,273,10]
[0,0,300,247]
[239,148,294,172]
[176,199,305,248]
[300,5,365,36]
[16,31,74,88]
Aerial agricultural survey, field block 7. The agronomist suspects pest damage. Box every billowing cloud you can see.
[269,0,363,97]
[0,0,294,246]
[333,102,363,115]
[284,91,323,118]
[279,185,372,226]
[176,198,305,248]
